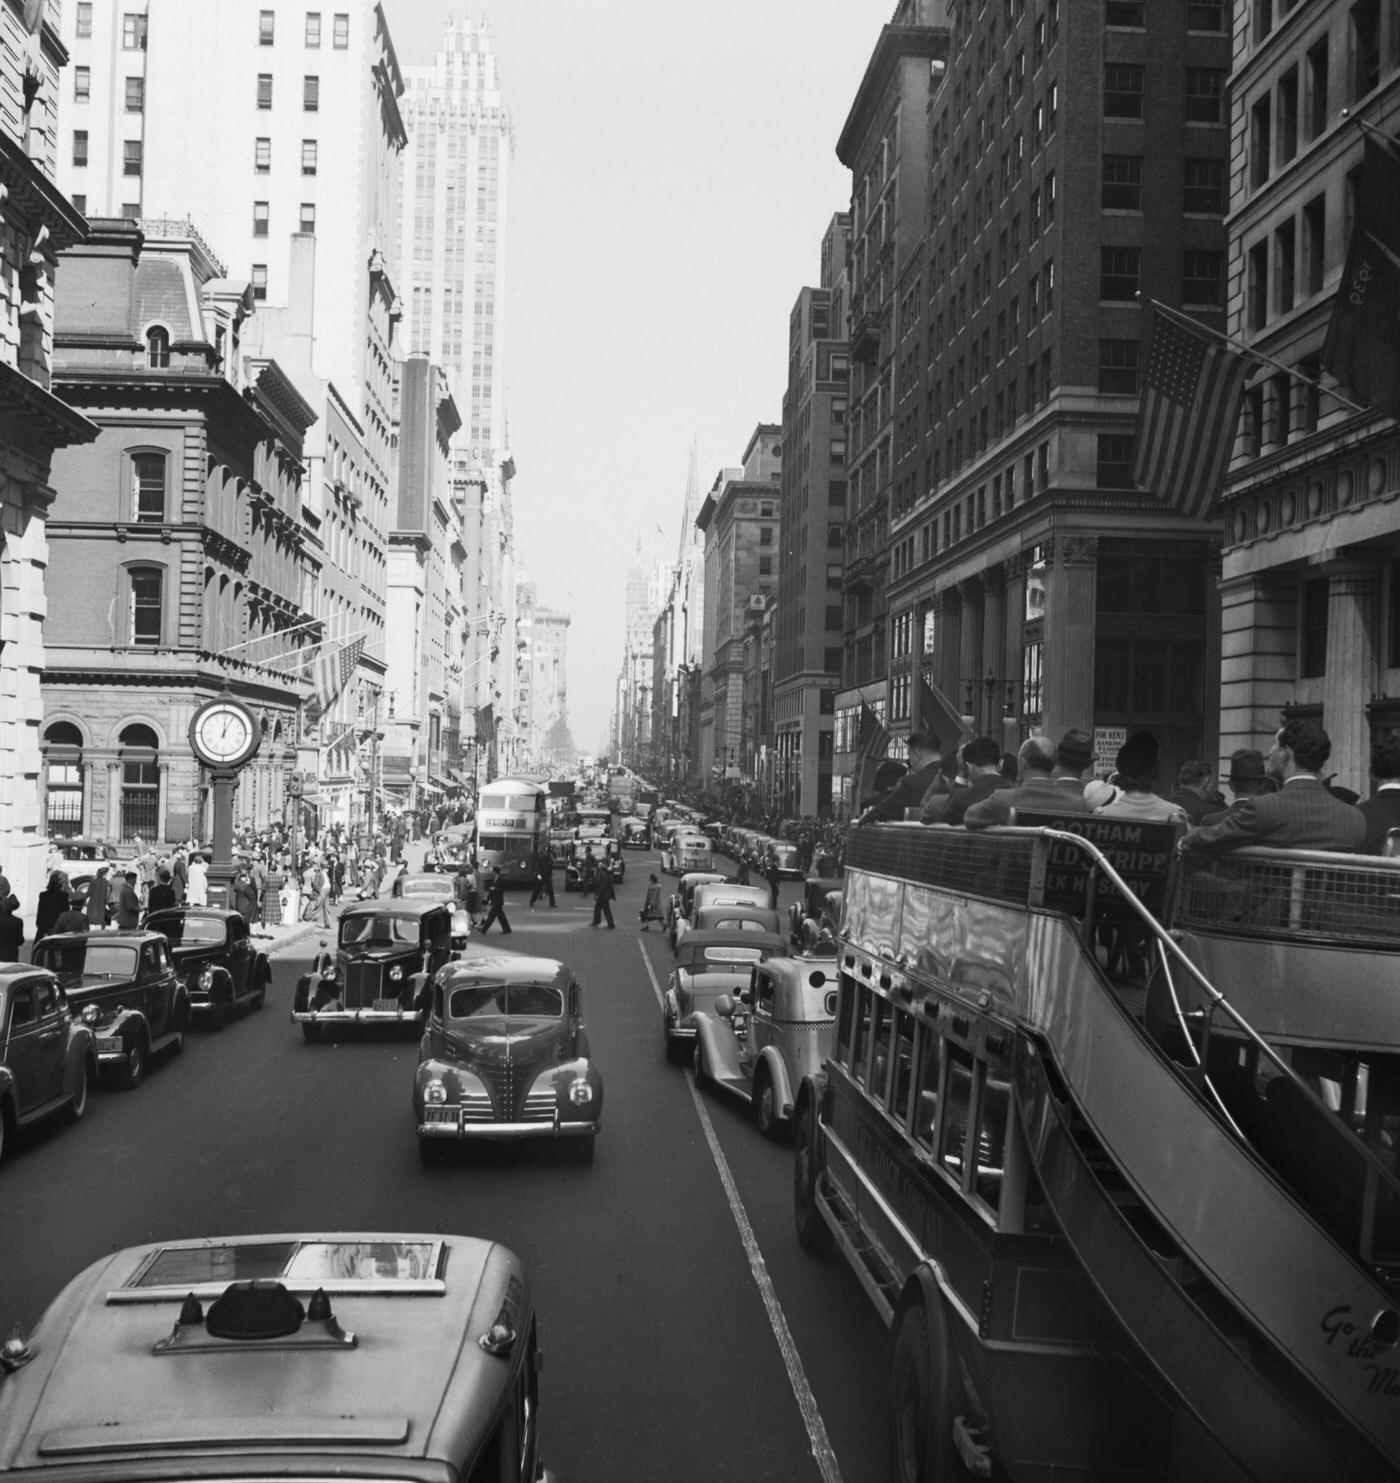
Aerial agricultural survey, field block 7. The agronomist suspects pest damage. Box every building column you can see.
[933,587,962,699]
[81,759,94,835]
[958,578,984,726]
[1042,535,1098,740]
[107,761,122,839]
[157,761,169,844]
[982,565,1007,734]
[1003,555,1027,741]
[1322,559,1383,795]
[1217,568,1297,760]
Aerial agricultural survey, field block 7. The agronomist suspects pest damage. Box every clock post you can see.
[189,698,262,909]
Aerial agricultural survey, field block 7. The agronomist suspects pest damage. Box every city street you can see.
[0,864,888,1483]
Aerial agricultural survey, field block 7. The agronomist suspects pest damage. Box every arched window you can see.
[118,723,159,842]
[146,325,170,368]
[43,722,85,838]
[128,565,164,645]
[130,450,167,522]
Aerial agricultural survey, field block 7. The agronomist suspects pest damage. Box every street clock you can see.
[189,698,262,770]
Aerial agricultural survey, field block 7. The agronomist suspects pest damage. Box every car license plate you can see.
[373,997,401,1012]
[96,1036,122,1054]
[423,1107,456,1125]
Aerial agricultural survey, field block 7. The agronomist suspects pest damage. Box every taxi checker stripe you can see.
[637,940,844,1483]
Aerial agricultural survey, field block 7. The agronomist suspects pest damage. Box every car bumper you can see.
[92,1035,127,1066]
[417,1113,599,1141]
[291,1006,419,1024]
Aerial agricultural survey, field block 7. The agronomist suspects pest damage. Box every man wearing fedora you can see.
[857,731,943,824]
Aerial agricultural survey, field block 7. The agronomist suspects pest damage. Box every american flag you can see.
[1131,309,1247,521]
[303,637,364,727]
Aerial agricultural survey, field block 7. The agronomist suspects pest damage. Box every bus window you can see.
[869,997,893,1102]
[835,978,858,1066]
[850,986,874,1085]
[914,1027,944,1152]
[975,1073,1012,1208]
[940,1045,975,1184]
[890,1009,917,1127]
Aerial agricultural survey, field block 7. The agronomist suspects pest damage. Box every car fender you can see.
[252,952,271,988]
[408,972,431,1013]
[105,1005,151,1047]
[662,986,680,1025]
[527,1056,603,1120]
[692,1012,743,1080]
[293,973,313,1013]
[759,1044,796,1121]
[200,963,236,1000]
[67,1026,96,1097]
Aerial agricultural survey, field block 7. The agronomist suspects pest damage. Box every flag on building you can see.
[303,636,364,728]
[1130,308,1248,521]
[920,674,972,746]
[473,704,495,744]
[1322,136,1400,420]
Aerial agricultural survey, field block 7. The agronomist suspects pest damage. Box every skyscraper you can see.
[398,16,517,763]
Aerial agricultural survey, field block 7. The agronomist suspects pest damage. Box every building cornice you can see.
[0,131,88,248]
[836,24,948,168]
[0,361,99,450]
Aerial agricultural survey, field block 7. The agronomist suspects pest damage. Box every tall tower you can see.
[398,16,516,763]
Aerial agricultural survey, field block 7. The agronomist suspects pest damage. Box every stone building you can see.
[696,425,783,787]
[1,0,97,920]
[775,212,851,819]
[651,444,708,793]
[1219,0,1400,794]
[45,217,317,845]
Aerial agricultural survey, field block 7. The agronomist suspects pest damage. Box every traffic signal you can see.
[287,771,303,797]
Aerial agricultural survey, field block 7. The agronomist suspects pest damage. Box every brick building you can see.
[45,217,317,845]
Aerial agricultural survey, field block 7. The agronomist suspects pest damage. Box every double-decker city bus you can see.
[794,813,1400,1482]
[472,777,548,886]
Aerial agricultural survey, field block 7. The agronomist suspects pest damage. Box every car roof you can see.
[145,907,238,921]
[439,954,572,989]
[0,964,53,984]
[34,930,167,945]
[0,1233,530,1483]
[339,899,447,920]
[399,875,451,888]
[677,928,788,954]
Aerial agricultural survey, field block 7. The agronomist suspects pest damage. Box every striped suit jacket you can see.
[1181,777,1366,853]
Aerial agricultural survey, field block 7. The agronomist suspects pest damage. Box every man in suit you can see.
[1360,727,1400,855]
[856,731,943,824]
[924,735,1014,825]
[1181,719,1366,853]
[115,871,143,928]
[965,734,1092,828]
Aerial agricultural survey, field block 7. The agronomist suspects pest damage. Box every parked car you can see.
[292,899,454,1043]
[0,1231,554,1483]
[662,928,789,1064]
[414,954,602,1166]
[661,831,713,875]
[142,908,269,1032]
[788,874,844,949]
[691,955,839,1137]
[394,873,472,950]
[666,870,727,947]
[0,964,94,1164]
[32,931,187,1087]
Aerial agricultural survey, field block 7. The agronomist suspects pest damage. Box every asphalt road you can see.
[0,854,889,1483]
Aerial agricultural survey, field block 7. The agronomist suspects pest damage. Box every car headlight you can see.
[568,1077,594,1106]
[81,1004,100,1026]
[198,968,214,988]
[388,965,404,982]
[424,1078,447,1105]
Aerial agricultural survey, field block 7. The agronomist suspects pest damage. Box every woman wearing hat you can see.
[1093,732,1187,824]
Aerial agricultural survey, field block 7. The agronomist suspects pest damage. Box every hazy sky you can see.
[384,0,896,751]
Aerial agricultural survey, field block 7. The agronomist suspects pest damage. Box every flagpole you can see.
[1352,115,1400,157]
[1146,297,1368,415]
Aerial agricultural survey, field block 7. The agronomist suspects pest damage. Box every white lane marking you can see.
[638,940,844,1483]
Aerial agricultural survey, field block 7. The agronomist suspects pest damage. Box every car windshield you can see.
[146,912,224,945]
[34,941,137,978]
[447,983,564,1018]
[679,944,764,969]
[340,915,420,946]
[706,916,773,932]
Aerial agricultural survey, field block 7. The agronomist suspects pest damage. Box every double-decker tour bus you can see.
[794,812,1400,1482]
[472,777,548,886]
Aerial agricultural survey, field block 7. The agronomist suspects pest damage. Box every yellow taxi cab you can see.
[0,1232,554,1483]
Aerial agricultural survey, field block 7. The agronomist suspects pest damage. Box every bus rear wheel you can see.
[890,1302,965,1483]
[793,1101,832,1254]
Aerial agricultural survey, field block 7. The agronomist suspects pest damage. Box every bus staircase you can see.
[1015,829,1400,1483]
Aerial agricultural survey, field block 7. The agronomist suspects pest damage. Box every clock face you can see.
[190,701,260,768]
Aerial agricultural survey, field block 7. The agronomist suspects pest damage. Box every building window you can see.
[1104,63,1144,118]
[145,328,169,370]
[1183,250,1223,306]
[123,139,142,176]
[299,202,316,233]
[75,2,92,36]
[1352,0,1380,101]
[130,450,167,519]
[830,438,846,465]
[121,202,139,220]
[129,568,163,646]
[1303,194,1326,296]
[259,8,275,43]
[301,138,317,174]
[118,725,160,842]
[1306,38,1329,140]
[255,136,271,172]
[1105,1,1144,23]
[257,73,272,109]
[43,723,86,839]
[1185,68,1224,123]
[759,556,773,576]
[1300,577,1329,677]
[1250,96,1272,188]
[253,200,269,236]
[73,130,88,167]
[1187,1,1225,27]
[1248,240,1269,328]
[125,75,144,112]
[1102,154,1142,210]
[74,66,90,101]
[72,192,86,213]
[304,75,320,110]
[1100,246,1140,300]
[1096,433,1135,488]
[252,264,268,301]
[1184,159,1224,213]
[306,10,322,45]
[333,12,349,46]
[122,11,146,48]
[1098,338,1140,394]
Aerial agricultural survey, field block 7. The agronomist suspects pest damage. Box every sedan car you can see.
[0,1232,554,1483]
[677,903,783,950]
[789,874,844,948]
[394,873,471,950]
[661,831,714,876]
[142,908,269,1032]
[692,956,839,1137]
[32,931,187,1086]
[662,928,789,1064]
[666,870,728,947]
[414,955,602,1165]
[0,964,94,1164]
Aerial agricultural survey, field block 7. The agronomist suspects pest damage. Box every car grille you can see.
[425,1085,555,1124]
[343,961,382,1008]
